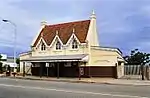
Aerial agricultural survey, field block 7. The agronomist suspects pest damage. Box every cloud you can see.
[0,0,150,56]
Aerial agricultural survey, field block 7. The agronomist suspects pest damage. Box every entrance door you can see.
[59,62,79,77]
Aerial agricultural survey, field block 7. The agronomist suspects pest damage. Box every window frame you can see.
[41,42,46,51]
[56,41,61,50]
[72,39,78,49]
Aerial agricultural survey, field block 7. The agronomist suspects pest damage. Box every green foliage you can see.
[124,49,150,65]
[16,58,20,64]
[16,58,20,72]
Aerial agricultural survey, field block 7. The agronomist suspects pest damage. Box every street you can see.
[0,78,149,98]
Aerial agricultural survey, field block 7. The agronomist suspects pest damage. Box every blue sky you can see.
[0,0,150,56]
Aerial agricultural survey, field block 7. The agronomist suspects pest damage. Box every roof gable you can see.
[33,20,90,46]
[35,37,48,48]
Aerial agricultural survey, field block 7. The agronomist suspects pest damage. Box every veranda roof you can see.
[21,54,88,62]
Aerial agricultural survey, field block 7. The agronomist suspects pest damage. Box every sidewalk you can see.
[1,74,150,86]
[106,79,150,86]
[8,75,113,84]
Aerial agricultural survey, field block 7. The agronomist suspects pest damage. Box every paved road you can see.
[0,78,150,98]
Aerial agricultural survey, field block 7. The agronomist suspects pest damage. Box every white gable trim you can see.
[66,33,81,46]
[49,34,63,47]
[35,37,48,48]
[31,25,46,46]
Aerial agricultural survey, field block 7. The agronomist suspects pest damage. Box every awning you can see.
[21,54,88,62]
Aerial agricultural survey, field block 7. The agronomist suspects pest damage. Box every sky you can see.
[0,0,150,56]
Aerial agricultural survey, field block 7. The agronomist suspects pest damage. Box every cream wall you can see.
[20,62,32,75]
[20,52,31,60]
[117,63,124,78]
[89,48,119,66]
[31,38,89,57]
[20,62,23,73]
[88,48,124,78]
[19,52,32,74]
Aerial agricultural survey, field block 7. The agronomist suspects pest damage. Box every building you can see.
[19,11,124,78]
[0,54,7,60]
[0,54,17,72]
[0,54,17,67]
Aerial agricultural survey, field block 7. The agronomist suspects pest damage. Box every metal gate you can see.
[124,65,141,75]
[123,65,141,80]
[124,65,150,80]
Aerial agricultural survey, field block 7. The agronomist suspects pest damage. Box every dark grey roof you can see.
[91,46,122,55]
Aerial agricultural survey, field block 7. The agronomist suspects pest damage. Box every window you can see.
[41,43,46,51]
[72,39,78,49]
[56,41,61,50]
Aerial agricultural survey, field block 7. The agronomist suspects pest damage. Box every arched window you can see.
[56,41,61,50]
[41,43,46,51]
[72,39,78,49]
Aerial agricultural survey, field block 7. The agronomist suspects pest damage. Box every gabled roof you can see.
[33,20,90,46]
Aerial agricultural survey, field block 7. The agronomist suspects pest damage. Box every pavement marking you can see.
[0,83,148,98]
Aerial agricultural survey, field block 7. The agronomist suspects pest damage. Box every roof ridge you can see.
[46,19,90,27]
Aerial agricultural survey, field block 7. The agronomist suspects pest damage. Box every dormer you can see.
[50,30,63,49]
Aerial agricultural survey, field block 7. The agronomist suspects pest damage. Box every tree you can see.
[124,49,150,80]
[16,58,20,65]
[16,58,20,72]
[124,49,150,65]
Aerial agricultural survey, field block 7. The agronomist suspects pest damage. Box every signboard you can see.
[80,68,84,75]
[0,54,7,60]
[64,62,71,67]
[46,63,49,67]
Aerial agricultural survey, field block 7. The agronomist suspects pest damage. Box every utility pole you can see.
[2,19,17,73]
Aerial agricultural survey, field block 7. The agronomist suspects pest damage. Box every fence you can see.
[124,65,141,75]
[124,65,150,80]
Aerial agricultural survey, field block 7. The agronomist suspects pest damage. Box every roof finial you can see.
[41,20,47,27]
[73,28,75,33]
[56,30,59,35]
[92,10,95,15]
[90,10,96,19]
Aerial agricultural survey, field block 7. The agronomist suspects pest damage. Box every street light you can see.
[2,19,17,72]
